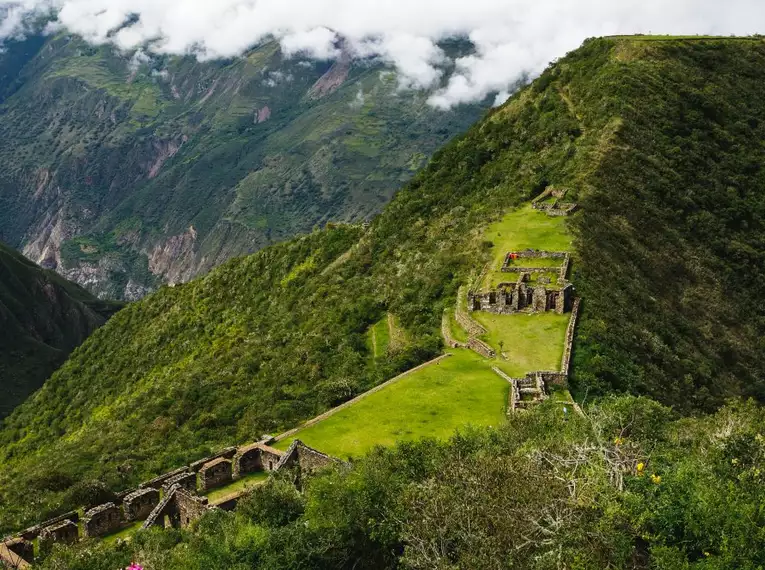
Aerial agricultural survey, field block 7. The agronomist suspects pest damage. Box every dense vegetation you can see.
[0,242,120,418]
[2,37,765,539]
[34,396,765,569]
[0,34,485,299]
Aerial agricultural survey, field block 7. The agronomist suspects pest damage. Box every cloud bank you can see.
[1,0,765,107]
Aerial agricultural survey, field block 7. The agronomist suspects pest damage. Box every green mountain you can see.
[2,35,765,542]
[0,34,485,300]
[0,241,121,419]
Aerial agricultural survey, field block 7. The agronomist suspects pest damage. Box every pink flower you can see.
[127,564,143,570]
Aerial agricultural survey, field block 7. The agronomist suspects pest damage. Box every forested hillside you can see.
[0,33,485,299]
[2,36,765,537]
[0,242,120,418]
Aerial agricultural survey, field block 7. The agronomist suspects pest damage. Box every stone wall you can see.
[470,282,570,315]
[123,488,160,522]
[259,446,284,472]
[140,466,190,490]
[15,511,80,541]
[83,503,121,538]
[455,306,487,336]
[189,447,237,473]
[2,538,33,568]
[560,298,581,375]
[199,458,233,491]
[467,337,496,359]
[441,311,465,349]
[277,440,342,474]
[39,520,79,551]
[163,472,197,494]
[559,253,571,281]
[175,489,210,528]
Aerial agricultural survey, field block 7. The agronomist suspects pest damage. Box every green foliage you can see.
[35,397,765,569]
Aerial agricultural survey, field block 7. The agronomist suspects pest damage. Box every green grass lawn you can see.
[481,205,572,290]
[474,312,569,377]
[275,350,508,460]
[102,521,143,544]
[203,471,270,503]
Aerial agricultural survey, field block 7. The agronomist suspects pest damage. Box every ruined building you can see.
[468,250,574,315]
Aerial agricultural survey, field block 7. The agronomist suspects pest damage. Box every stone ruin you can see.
[234,442,285,476]
[38,520,78,551]
[531,187,579,217]
[142,485,210,531]
[198,457,233,491]
[468,250,574,316]
[82,503,121,538]
[162,471,197,494]
[1,537,33,568]
[277,440,344,475]
[123,488,160,522]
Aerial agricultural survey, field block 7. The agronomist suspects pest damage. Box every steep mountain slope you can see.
[0,242,121,418]
[2,36,765,534]
[0,34,485,300]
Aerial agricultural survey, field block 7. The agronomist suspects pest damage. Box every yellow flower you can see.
[636,462,645,473]
[614,437,623,445]
[651,474,661,484]
[704,552,711,557]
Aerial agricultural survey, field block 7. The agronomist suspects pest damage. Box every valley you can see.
[0,34,486,300]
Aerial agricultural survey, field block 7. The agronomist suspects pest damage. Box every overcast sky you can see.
[1,0,764,107]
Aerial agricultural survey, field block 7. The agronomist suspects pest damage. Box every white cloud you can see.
[1,0,765,108]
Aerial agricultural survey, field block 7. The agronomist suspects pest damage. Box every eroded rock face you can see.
[147,226,199,285]
[307,51,351,99]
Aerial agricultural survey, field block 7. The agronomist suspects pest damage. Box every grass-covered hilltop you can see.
[3,36,765,568]
[0,242,121,419]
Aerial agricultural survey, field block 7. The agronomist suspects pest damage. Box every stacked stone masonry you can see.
[39,520,78,551]
[277,440,345,474]
[123,488,160,522]
[83,503,121,538]
[471,250,574,316]
[560,298,581,376]
[143,486,211,530]
[199,457,233,491]
[531,187,579,217]
[467,337,496,359]
[234,442,285,476]
[163,472,197,493]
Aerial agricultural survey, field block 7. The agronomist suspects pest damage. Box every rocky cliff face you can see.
[0,34,486,299]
